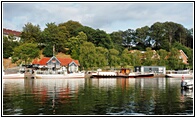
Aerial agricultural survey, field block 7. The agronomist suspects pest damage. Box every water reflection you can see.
[3,78,193,115]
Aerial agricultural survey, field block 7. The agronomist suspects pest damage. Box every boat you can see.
[90,68,154,78]
[3,72,24,79]
[165,70,193,78]
[181,80,193,89]
[34,72,85,79]
[3,67,25,79]
[24,67,85,79]
[181,76,193,90]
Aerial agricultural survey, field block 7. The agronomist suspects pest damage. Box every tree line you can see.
[3,20,193,70]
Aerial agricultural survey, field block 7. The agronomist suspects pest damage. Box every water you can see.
[3,77,193,116]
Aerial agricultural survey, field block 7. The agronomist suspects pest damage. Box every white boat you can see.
[166,70,193,78]
[181,79,193,89]
[35,72,85,79]
[3,73,24,79]
[24,69,85,79]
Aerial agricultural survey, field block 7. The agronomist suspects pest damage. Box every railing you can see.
[35,70,66,75]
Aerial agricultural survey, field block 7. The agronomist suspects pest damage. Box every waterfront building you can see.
[134,66,166,74]
[32,56,80,73]
[3,28,21,42]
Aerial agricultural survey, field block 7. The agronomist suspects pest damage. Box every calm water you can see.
[3,77,193,116]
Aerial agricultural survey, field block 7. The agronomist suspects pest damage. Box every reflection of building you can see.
[134,66,166,74]
[32,56,80,73]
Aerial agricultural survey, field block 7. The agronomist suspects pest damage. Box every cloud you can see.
[3,2,193,33]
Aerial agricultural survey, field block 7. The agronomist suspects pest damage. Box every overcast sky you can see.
[3,2,194,33]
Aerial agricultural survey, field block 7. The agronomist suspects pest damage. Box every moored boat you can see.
[181,75,193,89]
[166,70,193,78]
[3,67,25,79]
[3,73,24,79]
[24,68,85,79]
[35,72,85,79]
[90,68,154,78]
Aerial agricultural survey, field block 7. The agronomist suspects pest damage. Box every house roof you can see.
[3,28,21,37]
[32,59,40,65]
[32,57,80,66]
[179,50,188,58]
[39,57,50,65]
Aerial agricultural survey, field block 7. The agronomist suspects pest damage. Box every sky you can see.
[2,2,194,33]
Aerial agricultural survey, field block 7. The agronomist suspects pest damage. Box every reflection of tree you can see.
[3,78,193,115]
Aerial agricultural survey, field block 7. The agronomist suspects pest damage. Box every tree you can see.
[163,22,179,48]
[108,49,120,68]
[150,22,166,50]
[42,22,67,53]
[142,47,159,66]
[42,45,53,57]
[79,42,96,70]
[67,32,88,59]
[167,48,183,70]
[95,47,108,68]
[76,26,97,43]
[110,31,125,52]
[20,22,42,43]
[172,42,193,69]
[174,24,187,45]
[58,20,83,37]
[122,29,136,49]
[12,43,40,65]
[93,29,114,49]
[120,49,132,67]
[157,49,168,66]
[185,28,193,49]
[130,50,142,66]
[3,36,19,58]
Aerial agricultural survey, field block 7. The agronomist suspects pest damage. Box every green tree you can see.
[167,48,183,70]
[150,22,165,50]
[79,42,96,70]
[157,49,168,66]
[142,47,159,66]
[76,26,97,43]
[95,47,109,68]
[163,22,179,48]
[42,45,53,57]
[58,20,83,37]
[3,36,20,58]
[93,29,114,49]
[20,22,42,43]
[42,22,67,54]
[108,49,120,68]
[172,42,193,69]
[135,26,150,50]
[67,32,88,59]
[122,29,136,49]
[110,31,125,52]
[12,43,40,65]
[185,28,193,48]
[175,24,187,45]
[120,49,132,67]
[130,50,142,66]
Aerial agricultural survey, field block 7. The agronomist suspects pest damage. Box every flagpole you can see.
[53,45,55,56]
